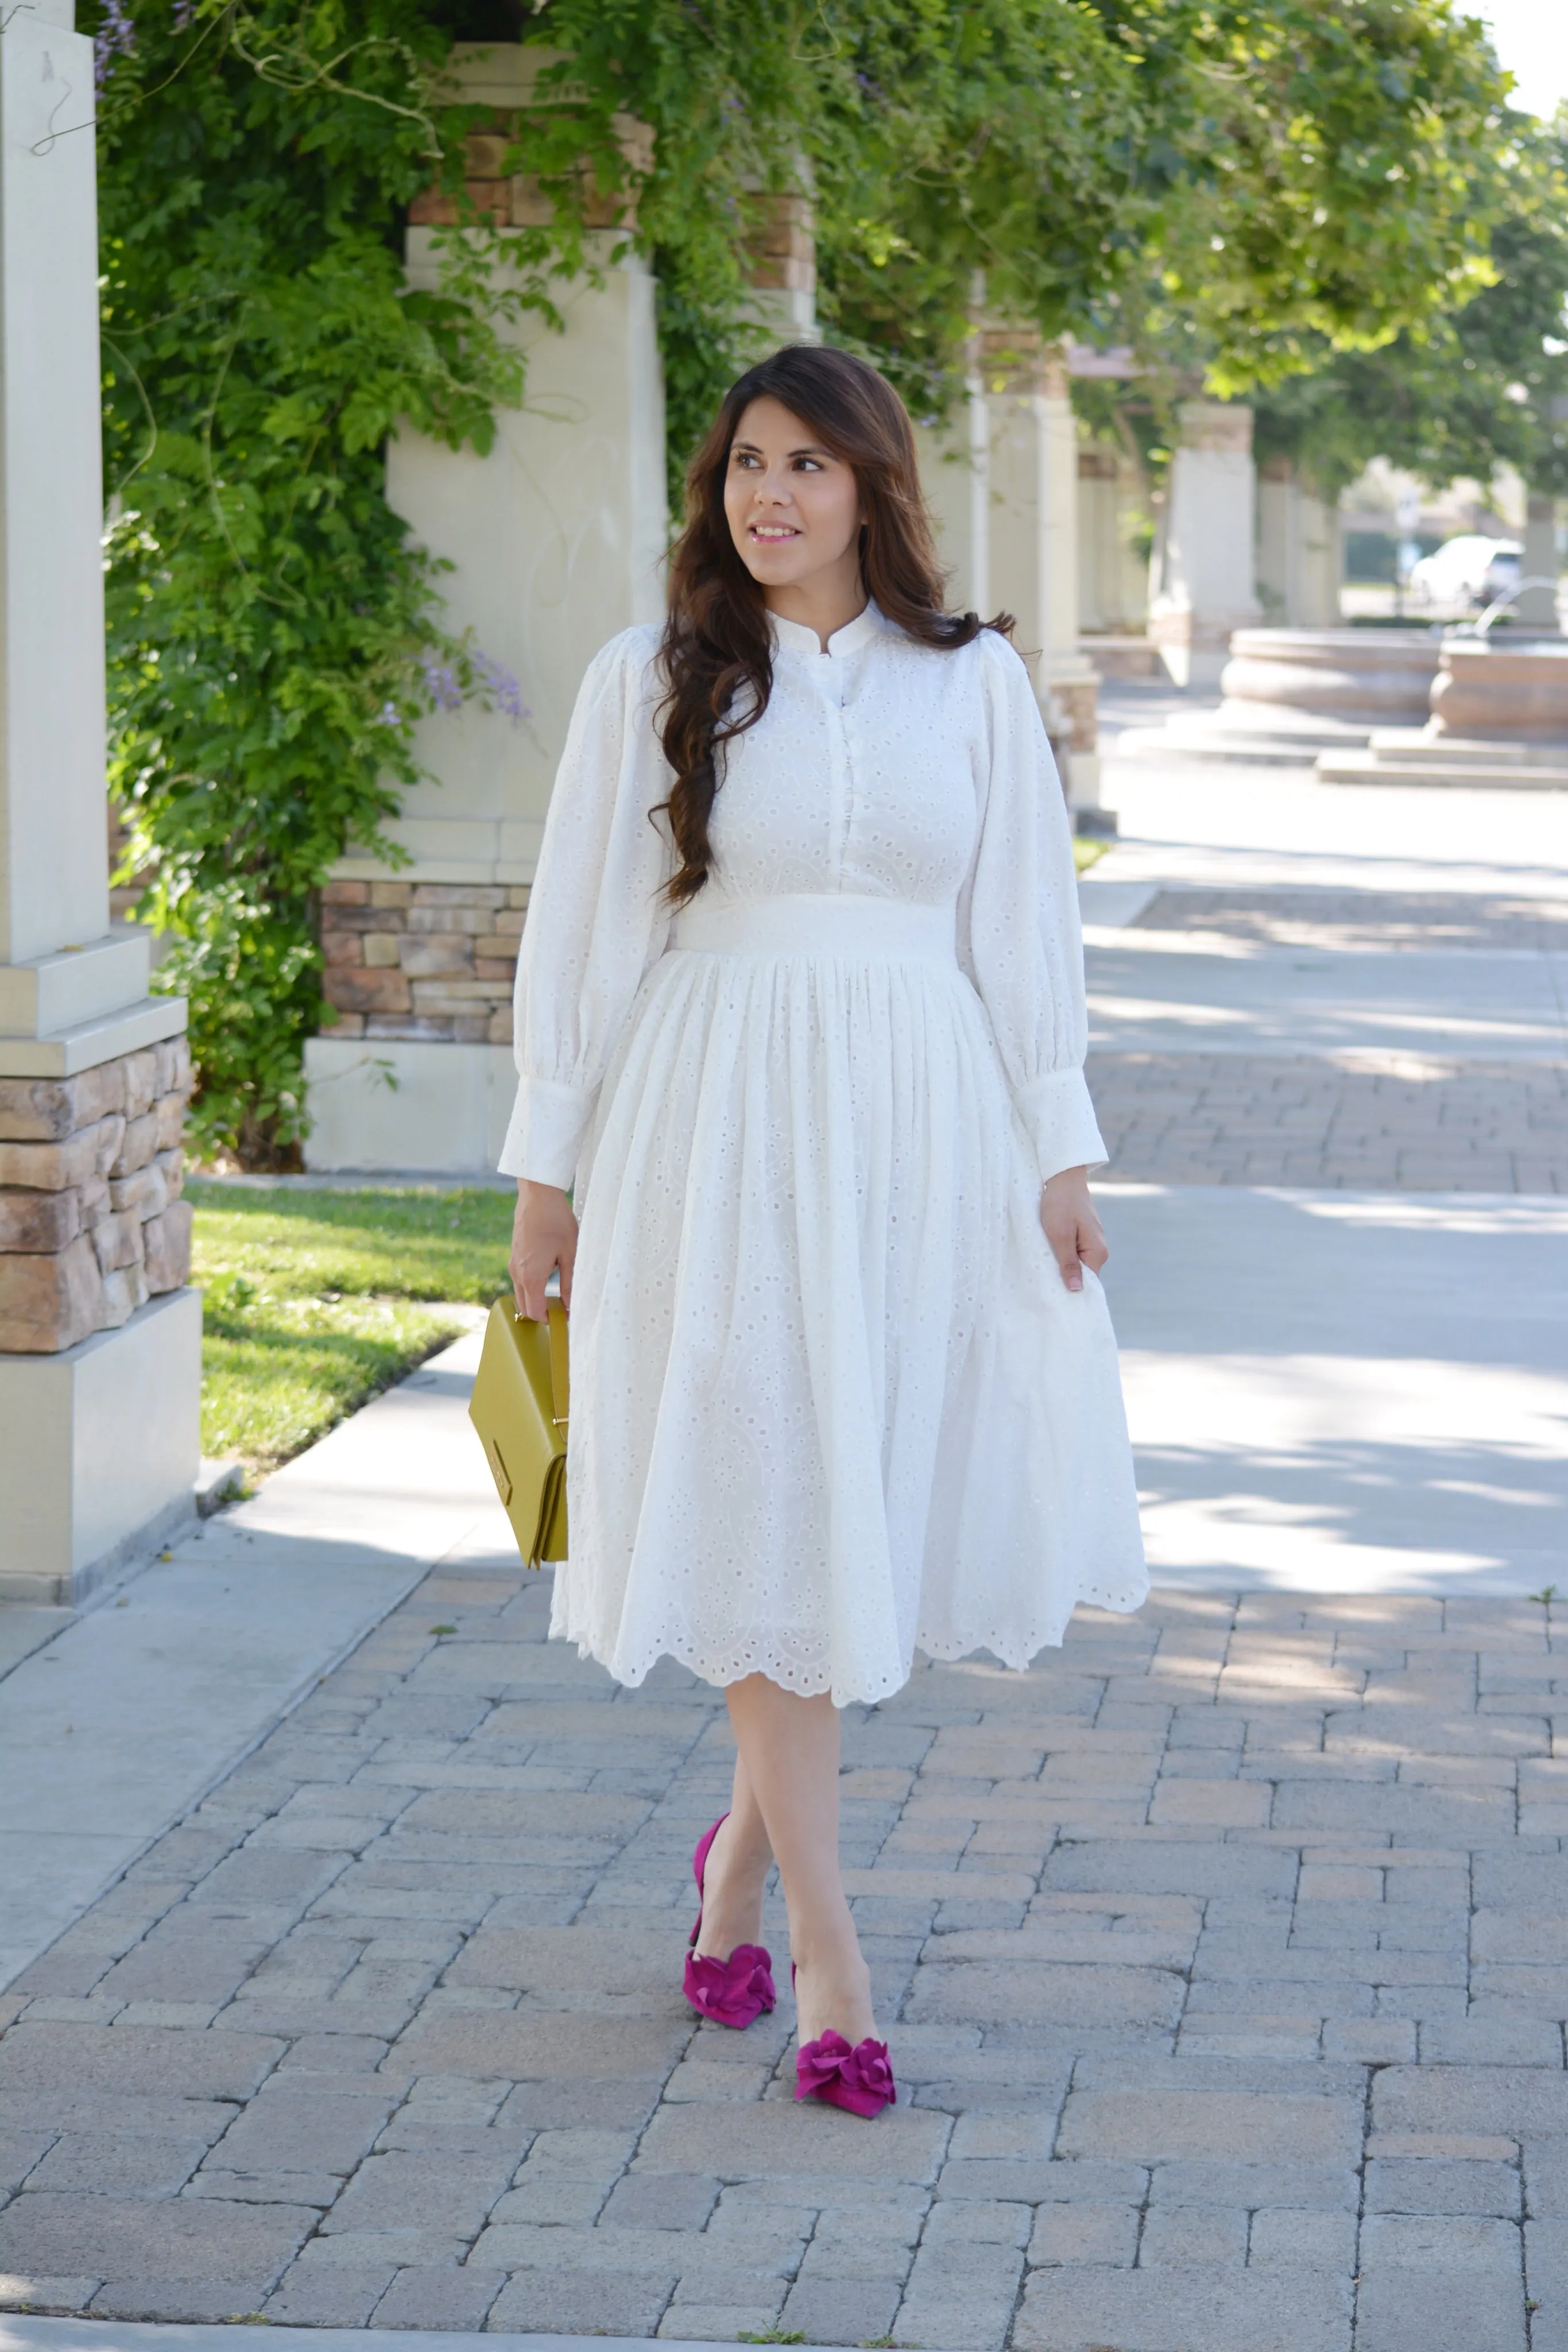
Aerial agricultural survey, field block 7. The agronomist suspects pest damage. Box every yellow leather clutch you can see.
[469,1297,569,1568]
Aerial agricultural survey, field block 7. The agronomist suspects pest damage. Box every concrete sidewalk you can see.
[1106,1184,1568,1597]
[0,2320,823,2352]
[0,1317,499,1993]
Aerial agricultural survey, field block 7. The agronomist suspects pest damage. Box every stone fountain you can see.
[1317,637,1568,790]
[1115,626,1443,767]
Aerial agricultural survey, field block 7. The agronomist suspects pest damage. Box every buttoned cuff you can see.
[1013,1067,1108,1183]
[497,1075,595,1187]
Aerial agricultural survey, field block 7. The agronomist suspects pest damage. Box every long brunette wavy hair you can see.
[656,345,1012,905]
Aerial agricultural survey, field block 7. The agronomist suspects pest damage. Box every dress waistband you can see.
[671,892,957,962]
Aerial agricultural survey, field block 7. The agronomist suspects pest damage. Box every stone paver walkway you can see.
[2,1566,1565,2352]
[1083,883,1568,1192]
[1089,1050,1568,1190]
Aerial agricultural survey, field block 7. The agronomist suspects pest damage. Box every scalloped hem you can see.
[547,1573,1152,1708]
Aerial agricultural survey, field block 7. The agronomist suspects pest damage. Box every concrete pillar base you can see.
[303,1037,516,1175]
[1148,609,1264,694]
[1046,655,1103,814]
[0,1286,203,1605]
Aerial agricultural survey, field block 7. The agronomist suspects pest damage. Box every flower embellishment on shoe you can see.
[683,1813,776,2030]
[795,2029,897,2118]
[683,1943,777,2029]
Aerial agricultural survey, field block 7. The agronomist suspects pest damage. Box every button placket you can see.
[823,658,853,882]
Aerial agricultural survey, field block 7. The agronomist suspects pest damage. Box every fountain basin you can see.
[1221,628,1440,722]
[1430,640,1568,738]
[1113,625,1443,767]
[1317,637,1568,788]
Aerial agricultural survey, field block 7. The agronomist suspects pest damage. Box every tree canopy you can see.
[812,1,1508,407]
[1249,115,1568,500]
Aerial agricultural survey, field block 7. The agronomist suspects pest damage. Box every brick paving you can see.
[1,1568,1565,2351]
[1088,1051,1568,1191]
[1087,885,1568,1191]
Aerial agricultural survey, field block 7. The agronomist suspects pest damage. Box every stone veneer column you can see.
[979,330,1105,821]
[1256,457,1340,627]
[1148,399,1262,688]
[744,188,819,347]
[303,42,667,1173]
[0,3,200,1604]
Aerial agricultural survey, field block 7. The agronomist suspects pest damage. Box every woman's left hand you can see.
[1040,1166,1108,1294]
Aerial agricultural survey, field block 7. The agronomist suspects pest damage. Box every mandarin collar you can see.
[769,601,886,659]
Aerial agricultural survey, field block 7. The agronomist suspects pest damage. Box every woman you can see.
[502,345,1146,2120]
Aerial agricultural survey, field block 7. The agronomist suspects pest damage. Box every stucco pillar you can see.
[1077,443,1148,634]
[915,365,990,617]
[303,43,668,1174]
[1518,493,1560,628]
[1256,458,1340,628]
[981,331,1104,819]
[1149,400,1262,689]
[0,1,200,1604]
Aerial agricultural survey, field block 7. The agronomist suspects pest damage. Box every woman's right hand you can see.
[510,1179,578,1320]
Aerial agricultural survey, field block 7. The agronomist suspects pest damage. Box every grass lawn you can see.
[1074,834,1111,873]
[188,1181,514,1479]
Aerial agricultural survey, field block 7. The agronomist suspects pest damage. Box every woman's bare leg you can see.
[711,1672,877,2047]
[690,1750,773,1960]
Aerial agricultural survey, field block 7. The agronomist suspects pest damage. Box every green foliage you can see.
[810,0,1511,412]
[1250,119,1568,499]
[810,1,1147,412]
[189,1178,514,1468]
[99,2,542,1166]
[1134,0,1509,389]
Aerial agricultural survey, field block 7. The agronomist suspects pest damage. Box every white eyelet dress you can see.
[498,603,1147,1705]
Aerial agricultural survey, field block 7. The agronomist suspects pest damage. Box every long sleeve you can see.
[957,633,1107,1182]
[497,628,673,1185]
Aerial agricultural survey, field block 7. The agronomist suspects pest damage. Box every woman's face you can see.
[722,396,864,596]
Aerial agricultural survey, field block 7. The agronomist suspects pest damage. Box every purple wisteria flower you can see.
[475,651,527,726]
[419,655,463,712]
[418,649,527,725]
[95,0,135,90]
[173,0,196,25]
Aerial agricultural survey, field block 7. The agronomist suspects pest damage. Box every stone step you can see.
[1114,728,1319,767]
[1318,749,1568,790]
[1367,726,1568,769]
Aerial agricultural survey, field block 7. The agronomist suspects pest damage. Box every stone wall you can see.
[0,1037,193,1353]
[745,190,815,299]
[320,881,525,1045]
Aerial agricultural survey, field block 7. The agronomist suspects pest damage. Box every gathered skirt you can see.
[553,892,1148,1705]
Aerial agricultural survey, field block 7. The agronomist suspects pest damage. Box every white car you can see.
[1407,535,1521,609]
